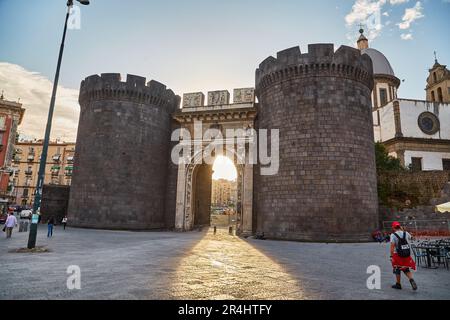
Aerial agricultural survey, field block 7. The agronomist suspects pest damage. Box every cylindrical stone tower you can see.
[255,44,378,242]
[68,73,180,230]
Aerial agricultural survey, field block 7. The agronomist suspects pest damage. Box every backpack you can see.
[393,232,411,258]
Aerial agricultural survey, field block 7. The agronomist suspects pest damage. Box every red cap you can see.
[392,221,401,229]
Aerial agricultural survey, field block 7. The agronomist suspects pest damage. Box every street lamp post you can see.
[27,0,89,249]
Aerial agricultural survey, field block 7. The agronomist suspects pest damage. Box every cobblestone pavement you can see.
[0,225,449,300]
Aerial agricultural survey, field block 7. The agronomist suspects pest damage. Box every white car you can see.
[19,209,33,219]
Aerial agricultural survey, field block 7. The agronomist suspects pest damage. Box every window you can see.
[379,88,388,106]
[0,116,6,131]
[418,112,440,135]
[431,91,435,102]
[448,87,450,95]
[443,159,450,171]
[437,87,443,102]
[411,158,422,172]
[25,166,32,175]
[23,188,29,197]
[433,72,437,83]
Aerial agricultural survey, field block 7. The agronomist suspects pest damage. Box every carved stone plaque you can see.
[207,90,230,106]
[233,88,255,103]
[183,92,205,108]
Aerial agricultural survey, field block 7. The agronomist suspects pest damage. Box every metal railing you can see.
[382,219,450,237]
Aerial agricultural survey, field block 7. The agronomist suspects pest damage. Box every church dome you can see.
[362,48,395,76]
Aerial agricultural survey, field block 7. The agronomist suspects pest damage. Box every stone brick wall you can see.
[41,185,70,224]
[164,120,181,229]
[378,171,450,209]
[378,172,450,236]
[68,74,179,230]
[254,44,378,242]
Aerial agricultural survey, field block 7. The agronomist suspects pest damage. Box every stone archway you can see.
[174,147,252,236]
[172,92,257,236]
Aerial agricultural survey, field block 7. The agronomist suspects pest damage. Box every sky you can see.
[213,156,237,181]
[0,0,449,142]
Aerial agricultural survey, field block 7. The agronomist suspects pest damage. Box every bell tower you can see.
[357,27,369,50]
[426,52,450,103]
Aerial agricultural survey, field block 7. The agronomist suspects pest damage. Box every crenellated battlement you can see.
[256,44,374,92]
[79,73,180,111]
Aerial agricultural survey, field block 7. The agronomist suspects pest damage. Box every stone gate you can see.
[172,89,257,236]
[69,42,379,242]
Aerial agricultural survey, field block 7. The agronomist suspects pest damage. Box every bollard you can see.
[213,226,217,234]
[229,226,233,235]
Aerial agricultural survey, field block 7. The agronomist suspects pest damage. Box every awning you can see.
[436,202,450,213]
[51,166,60,170]
[65,166,73,170]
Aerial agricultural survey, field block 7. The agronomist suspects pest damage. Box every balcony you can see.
[53,154,61,162]
[25,170,33,176]
[67,156,74,164]
[27,155,35,162]
[65,166,73,177]
[51,165,60,177]
[14,156,21,162]
[15,148,23,154]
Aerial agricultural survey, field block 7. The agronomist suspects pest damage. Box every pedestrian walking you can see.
[47,216,55,238]
[62,216,67,230]
[390,221,418,291]
[4,212,18,238]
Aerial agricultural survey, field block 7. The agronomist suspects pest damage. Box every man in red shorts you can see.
[390,221,418,290]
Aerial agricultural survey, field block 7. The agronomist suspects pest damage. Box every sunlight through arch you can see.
[212,156,237,181]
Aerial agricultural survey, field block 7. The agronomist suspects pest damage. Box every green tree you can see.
[375,142,403,172]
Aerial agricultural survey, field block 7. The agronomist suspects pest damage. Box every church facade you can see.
[357,30,450,171]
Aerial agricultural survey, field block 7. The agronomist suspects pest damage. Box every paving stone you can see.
[0,226,449,300]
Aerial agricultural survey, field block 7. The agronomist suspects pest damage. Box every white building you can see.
[357,29,450,171]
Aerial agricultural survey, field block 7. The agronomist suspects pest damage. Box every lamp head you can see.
[67,0,90,6]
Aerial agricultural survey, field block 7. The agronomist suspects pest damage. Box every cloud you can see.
[397,1,424,30]
[400,33,413,40]
[345,0,386,42]
[0,62,79,142]
[390,0,409,4]
[345,0,424,43]
[345,0,409,27]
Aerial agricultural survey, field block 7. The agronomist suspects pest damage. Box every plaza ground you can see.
[0,225,449,300]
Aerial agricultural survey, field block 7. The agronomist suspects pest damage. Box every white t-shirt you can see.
[390,231,412,253]
[5,215,17,228]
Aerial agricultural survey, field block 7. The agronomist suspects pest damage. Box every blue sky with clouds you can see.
[0,0,449,140]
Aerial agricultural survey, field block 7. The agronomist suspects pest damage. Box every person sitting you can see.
[372,230,383,243]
